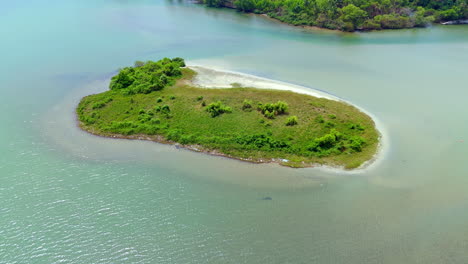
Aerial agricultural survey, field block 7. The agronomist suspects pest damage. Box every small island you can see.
[77,58,380,169]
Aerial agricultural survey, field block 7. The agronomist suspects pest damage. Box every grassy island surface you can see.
[77,58,380,169]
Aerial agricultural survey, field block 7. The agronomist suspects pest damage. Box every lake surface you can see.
[1,1,468,263]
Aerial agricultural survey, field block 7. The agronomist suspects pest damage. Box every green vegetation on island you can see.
[77,58,380,169]
[199,0,468,31]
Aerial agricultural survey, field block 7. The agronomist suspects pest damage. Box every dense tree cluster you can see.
[201,0,467,31]
[235,134,291,149]
[257,101,288,119]
[205,101,233,117]
[307,128,366,156]
[109,58,185,94]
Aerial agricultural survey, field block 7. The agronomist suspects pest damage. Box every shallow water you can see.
[1,1,468,263]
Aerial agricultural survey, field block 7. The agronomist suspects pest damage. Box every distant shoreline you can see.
[197,1,468,32]
[248,12,468,33]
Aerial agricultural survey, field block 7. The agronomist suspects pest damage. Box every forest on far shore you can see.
[200,0,468,31]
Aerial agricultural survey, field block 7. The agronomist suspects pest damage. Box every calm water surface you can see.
[1,1,468,263]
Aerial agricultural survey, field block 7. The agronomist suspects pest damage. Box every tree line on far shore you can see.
[200,0,467,31]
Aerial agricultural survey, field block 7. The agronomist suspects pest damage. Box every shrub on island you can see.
[285,116,298,126]
[205,101,232,117]
[242,99,253,111]
[109,57,185,94]
[257,101,288,119]
[307,129,366,157]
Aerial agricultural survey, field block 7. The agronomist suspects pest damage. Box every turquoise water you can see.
[1,1,468,263]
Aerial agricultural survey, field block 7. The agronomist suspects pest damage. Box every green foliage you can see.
[92,102,106,109]
[242,99,253,111]
[361,19,381,30]
[90,97,113,110]
[285,116,298,126]
[315,115,325,123]
[307,129,366,156]
[151,118,161,125]
[373,14,412,29]
[258,101,288,118]
[161,105,171,114]
[109,58,185,94]
[308,129,343,153]
[348,135,366,152]
[348,123,365,131]
[172,57,186,67]
[205,101,232,117]
[325,120,336,128]
[167,129,182,141]
[264,110,275,119]
[80,115,96,125]
[235,134,290,150]
[414,7,435,27]
[234,0,256,12]
[180,134,196,144]
[78,64,379,169]
[340,4,367,30]
[201,0,467,31]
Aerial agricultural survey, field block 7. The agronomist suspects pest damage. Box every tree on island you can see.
[199,0,468,31]
[110,58,185,94]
